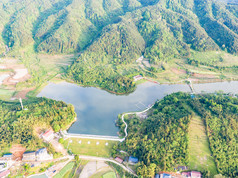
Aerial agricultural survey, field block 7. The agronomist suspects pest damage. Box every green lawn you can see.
[0,146,10,157]
[0,89,15,100]
[188,115,218,176]
[63,138,117,158]
[102,171,117,178]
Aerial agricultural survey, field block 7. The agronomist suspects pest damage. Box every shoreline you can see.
[31,77,238,98]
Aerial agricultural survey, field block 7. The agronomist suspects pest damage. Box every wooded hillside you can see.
[0,0,238,93]
[117,93,238,177]
[0,97,76,153]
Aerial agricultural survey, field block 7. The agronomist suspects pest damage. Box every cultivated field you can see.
[188,115,218,176]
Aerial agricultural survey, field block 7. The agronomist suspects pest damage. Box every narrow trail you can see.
[120,104,154,141]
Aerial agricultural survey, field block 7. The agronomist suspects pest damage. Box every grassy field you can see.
[0,89,15,100]
[0,146,10,157]
[188,115,218,176]
[63,138,117,157]
[102,171,117,178]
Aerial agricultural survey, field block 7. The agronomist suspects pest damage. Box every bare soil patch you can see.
[10,144,26,161]
[171,68,186,75]
[192,73,217,79]
[0,59,30,87]
[14,87,35,99]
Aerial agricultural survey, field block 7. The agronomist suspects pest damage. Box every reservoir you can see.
[37,81,238,136]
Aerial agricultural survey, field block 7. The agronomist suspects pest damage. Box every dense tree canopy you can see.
[0,0,237,92]
[0,97,76,152]
[117,92,238,177]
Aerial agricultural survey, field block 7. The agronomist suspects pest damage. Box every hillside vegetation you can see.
[116,93,238,177]
[0,0,237,92]
[0,97,76,154]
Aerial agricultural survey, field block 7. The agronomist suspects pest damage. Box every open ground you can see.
[188,115,218,176]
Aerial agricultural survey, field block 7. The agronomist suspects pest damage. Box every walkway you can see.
[188,79,196,94]
[120,104,154,141]
[61,131,123,142]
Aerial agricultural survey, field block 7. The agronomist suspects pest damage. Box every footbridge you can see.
[188,79,196,94]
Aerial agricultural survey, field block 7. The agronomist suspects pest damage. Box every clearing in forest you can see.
[188,115,217,176]
[10,144,26,161]
[63,138,116,158]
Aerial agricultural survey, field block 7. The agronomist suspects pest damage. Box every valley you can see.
[0,0,238,177]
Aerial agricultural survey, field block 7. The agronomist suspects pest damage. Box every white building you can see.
[36,148,53,161]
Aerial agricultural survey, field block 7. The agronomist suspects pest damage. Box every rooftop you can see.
[115,157,123,163]
[42,129,54,138]
[128,156,139,163]
[3,153,12,158]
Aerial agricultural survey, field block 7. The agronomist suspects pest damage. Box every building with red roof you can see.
[181,171,202,178]
[181,172,191,177]
[133,75,143,81]
[115,157,123,164]
[42,129,54,142]
[191,171,201,178]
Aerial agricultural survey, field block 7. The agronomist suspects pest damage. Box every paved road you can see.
[78,155,138,177]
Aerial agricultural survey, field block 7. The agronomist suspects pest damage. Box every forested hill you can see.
[0,0,238,93]
[117,93,238,177]
[0,97,76,154]
[1,0,237,56]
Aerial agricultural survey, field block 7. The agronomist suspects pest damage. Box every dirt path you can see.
[14,87,35,99]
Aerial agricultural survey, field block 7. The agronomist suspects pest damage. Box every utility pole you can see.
[19,98,24,110]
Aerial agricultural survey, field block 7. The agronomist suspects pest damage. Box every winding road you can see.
[120,104,154,141]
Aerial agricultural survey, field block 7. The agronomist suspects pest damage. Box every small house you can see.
[182,172,191,178]
[155,174,160,178]
[133,75,143,82]
[2,154,13,160]
[128,156,139,164]
[42,129,54,142]
[115,157,123,164]
[160,173,172,178]
[22,151,36,161]
[0,170,10,178]
[0,162,7,172]
[191,171,201,178]
[36,148,53,161]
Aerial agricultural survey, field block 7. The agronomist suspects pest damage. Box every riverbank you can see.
[29,76,238,100]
